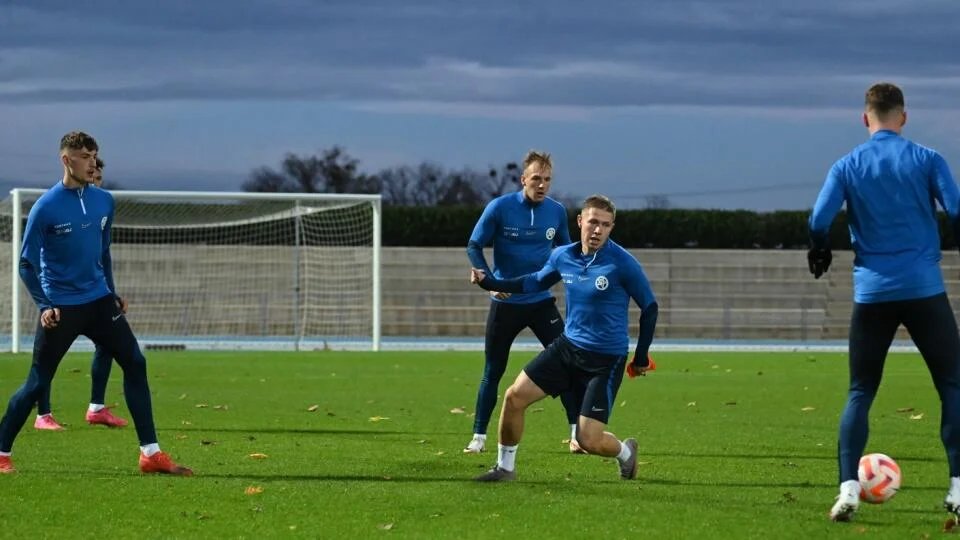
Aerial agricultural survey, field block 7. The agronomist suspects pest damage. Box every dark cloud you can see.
[3,1,958,109]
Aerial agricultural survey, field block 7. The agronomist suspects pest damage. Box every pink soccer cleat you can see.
[86,407,128,428]
[34,414,64,431]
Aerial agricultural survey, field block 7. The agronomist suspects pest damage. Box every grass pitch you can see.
[0,350,955,538]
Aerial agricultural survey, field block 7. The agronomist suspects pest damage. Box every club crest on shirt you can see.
[595,276,609,291]
[100,216,107,230]
[546,227,556,240]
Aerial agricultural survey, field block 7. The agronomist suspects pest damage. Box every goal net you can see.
[1,189,381,352]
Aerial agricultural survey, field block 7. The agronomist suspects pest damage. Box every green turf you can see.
[0,350,954,538]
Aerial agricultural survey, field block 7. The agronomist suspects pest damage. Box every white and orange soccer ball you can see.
[858,453,901,503]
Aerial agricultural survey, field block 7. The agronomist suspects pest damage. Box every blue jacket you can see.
[20,181,116,309]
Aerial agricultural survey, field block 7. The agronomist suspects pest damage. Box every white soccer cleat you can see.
[463,435,485,454]
[829,481,861,522]
[944,477,960,517]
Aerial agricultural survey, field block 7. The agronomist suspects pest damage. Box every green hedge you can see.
[383,207,959,249]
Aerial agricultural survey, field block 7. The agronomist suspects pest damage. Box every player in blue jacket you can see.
[470,195,658,481]
[0,132,190,475]
[465,151,584,454]
[33,157,128,431]
[809,83,960,522]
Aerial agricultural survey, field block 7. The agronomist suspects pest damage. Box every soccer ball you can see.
[858,453,901,503]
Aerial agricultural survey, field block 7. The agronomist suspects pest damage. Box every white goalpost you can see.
[1,189,381,352]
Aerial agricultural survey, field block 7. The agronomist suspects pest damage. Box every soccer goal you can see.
[1,189,381,352]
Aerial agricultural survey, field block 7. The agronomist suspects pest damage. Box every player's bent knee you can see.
[575,431,604,453]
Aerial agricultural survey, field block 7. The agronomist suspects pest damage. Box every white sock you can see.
[497,444,518,472]
[0,451,10,457]
[570,424,577,440]
[840,479,861,496]
[37,413,51,419]
[140,443,161,457]
[473,433,487,441]
[88,403,105,413]
[951,477,960,492]
[616,440,632,463]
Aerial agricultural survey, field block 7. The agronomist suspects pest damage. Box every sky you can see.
[1,0,959,210]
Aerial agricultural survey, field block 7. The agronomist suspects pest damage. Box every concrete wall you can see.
[3,244,959,342]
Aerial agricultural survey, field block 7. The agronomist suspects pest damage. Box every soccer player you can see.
[809,83,960,521]
[470,195,658,481]
[465,150,584,454]
[0,132,190,475]
[33,157,128,430]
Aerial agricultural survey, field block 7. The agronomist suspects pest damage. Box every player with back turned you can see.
[809,83,960,522]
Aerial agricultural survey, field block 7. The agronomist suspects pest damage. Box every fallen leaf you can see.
[910,413,924,420]
[418,439,429,444]
[175,434,188,440]
[201,439,216,445]
[307,405,319,412]
[896,407,914,413]
[531,407,545,413]
[382,475,392,480]
[70,368,81,373]
[378,523,394,530]
[801,406,816,412]
[687,402,697,407]
[620,401,627,407]
[326,412,336,417]
[213,405,228,411]
[248,453,269,459]
[449,407,465,414]
[244,486,264,495]
[178,394,187,400]
[195,403,208,408]
[369,416,390,422]
[724,401,737,406]
[435,451,445,456]
[181,420,192,425]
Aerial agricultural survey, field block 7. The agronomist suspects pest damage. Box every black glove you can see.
[807,248,832,279]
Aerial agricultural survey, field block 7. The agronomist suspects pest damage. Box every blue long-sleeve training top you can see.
[809,130,960,303]
[19,181,116,310]
[467,191,570,304]
[480,239,657,356]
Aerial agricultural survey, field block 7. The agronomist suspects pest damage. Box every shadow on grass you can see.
[157,427,429,436]
[640,451,941,463]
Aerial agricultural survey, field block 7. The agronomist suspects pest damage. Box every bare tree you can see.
[244,146,371,194]
[486,162,520,198]
[645,194,671,209]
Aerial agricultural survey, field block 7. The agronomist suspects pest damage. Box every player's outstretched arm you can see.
[471,267,560,294]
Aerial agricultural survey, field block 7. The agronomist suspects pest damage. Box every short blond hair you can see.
[522,150,552,172]
[582,194,616,220]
